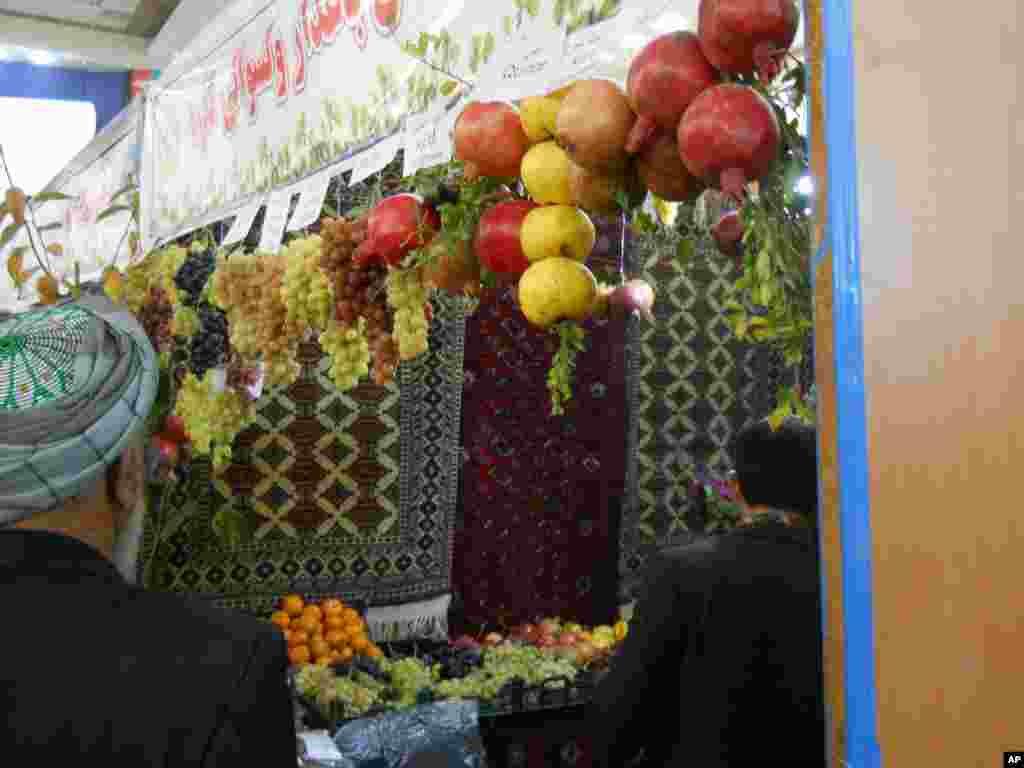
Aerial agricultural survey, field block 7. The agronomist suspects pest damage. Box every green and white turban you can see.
[0,294,158,526]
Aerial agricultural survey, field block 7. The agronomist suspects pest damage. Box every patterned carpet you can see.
[140,293,466,617]
[619,233,796,601]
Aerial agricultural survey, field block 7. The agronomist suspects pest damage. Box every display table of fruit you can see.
[266,597,628,728]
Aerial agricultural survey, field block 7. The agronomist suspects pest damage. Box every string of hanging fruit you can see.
[2,0,812,523]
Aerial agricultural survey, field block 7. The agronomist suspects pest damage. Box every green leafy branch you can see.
[724,62,813,368]
[0,143,78,298]
[547,320,586,416]
[400,29,471,114]
[96,175,143,271]
[554,0,622,34]
[400,160,513,274]
[767,384,816,430]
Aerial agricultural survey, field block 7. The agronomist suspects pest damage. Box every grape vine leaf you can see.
[0,221,23,250]
[30,191,74,205]
[96,204,133,223]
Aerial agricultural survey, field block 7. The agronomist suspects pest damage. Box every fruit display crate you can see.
[292,638,605,732]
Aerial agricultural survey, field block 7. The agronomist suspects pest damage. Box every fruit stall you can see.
[0,0,814,764]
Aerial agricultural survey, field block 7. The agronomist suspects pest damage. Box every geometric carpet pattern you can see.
[140,292,466,616]
[619,232,793,601]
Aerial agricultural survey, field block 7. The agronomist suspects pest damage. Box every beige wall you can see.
[854,3,1023,765]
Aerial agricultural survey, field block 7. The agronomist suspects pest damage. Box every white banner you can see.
[344,132,402,185]
[288,170,331,230]
[258,187,294,253]
[140,0,676,248]
[222,198,265,246]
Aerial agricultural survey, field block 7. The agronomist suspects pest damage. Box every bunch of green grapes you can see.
[381,657,436,709]
[323,676,384,718]
[294,661,335,699]
[319,317,371,391]
[384,267,433,361]
[122,259,154,315]
[173,370,255,471]
[280,235,334,332]
[171,305,200,338]
[432,646,578,701]
[153,244,189,306]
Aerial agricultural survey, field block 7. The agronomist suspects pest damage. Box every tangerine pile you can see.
[269,594,383,667]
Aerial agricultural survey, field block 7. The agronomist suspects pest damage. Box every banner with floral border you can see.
[140,0,682,248]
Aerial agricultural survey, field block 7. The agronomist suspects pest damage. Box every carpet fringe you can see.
[365,593,452,642]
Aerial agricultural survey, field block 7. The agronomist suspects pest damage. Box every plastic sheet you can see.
[320,701,485,768]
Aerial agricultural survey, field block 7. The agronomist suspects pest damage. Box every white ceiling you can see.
[0,0,147,32]
[0,0,235,70]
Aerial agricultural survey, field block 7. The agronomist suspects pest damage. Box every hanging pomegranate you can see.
[362,194,440,267]
[474,199,538,275]
[625,31,719,155]
[677,83,779,203]
[698,0,800,82]
[555,79,636,172]
[712,210,744,258]
[454,102,531,179]
[636,131,704,202]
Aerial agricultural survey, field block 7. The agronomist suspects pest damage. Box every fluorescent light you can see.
[650,12,691,33]
[27,49,57,66]
[620,34,649,50]
[796,175,814,196]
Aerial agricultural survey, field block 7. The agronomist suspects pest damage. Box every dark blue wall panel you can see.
[0,61,129,134]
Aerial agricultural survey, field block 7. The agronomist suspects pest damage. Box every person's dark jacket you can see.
[587,522,824,767]
[0,530,297,767]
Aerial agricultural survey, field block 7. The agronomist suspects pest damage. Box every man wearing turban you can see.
[0,296,297,766]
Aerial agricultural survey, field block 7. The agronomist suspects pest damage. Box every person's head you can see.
[731,420,818,525]
[12,436,148,578]
[0,294,158,581]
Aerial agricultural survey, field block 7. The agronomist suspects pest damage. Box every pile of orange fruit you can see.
[270,594,384,667]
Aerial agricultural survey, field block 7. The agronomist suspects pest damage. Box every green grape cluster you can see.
[281,235,334,332]
[547,321,587,416]
[433,646,578,701]
[122,262,152,315]
[319,317,371,391]
[121,245,187,315]
[381,657,437,708]
[154,244,189,306]
[384,267,432,361]
[171,305,199,338]
[173,371,255,471]
[295,665,385,719]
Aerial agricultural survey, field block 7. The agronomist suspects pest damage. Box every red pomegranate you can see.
[364,194,440,266]
[712,210,744,258]
[474,199,538,275]
[698,0,800,82]
[636,131,704,202]
[454,102,531,179]
[625,31,719,155]
[677,83,780,203]
[163,413,189,444]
